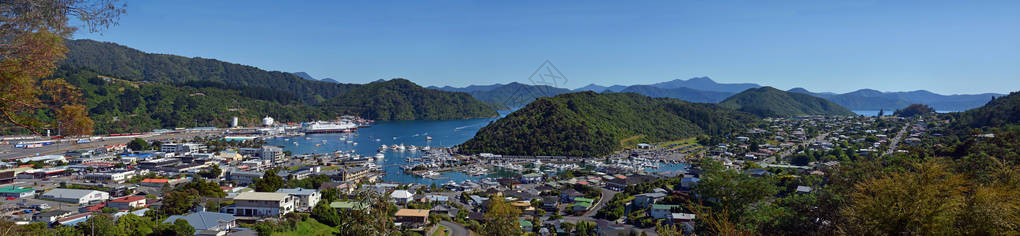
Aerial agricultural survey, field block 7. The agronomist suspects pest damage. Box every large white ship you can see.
[303,121,358,133]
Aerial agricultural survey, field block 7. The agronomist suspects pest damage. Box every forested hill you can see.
[324,79,498,120]
[458,92,755,156]
[52,69,331,133]
[62,39,355,104]
[720,87,855,117]
[952,91,1020,130]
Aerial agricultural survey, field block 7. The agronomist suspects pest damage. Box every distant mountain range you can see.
[788,88,1001,111]
[291,71,339,84]
[435,77,1003,111]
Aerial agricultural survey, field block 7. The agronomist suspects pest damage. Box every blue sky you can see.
[74,0,1020,94]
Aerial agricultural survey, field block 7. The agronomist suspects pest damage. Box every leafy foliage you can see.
[720,87,854,117]
[893,104,935,117]
[460,92,755,156]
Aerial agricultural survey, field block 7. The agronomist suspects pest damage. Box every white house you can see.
[39,188,109,205]
[276,188,321,212]
[390,190,414,204]
[222,192,296,217]
[650,204,680,219]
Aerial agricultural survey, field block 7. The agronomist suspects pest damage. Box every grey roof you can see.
[163,212,236,231]
[35,210,72,217]
[42,188,105,199]
[276,188,318,196]
[636,192,667,198]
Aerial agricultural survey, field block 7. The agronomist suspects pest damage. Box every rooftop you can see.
[0,186,34,193]
[394,209,429,217]
[234,192,290,201]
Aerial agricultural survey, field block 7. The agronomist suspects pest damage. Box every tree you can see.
[199,165,222,179]
[311,201,342,227]
[482,198,522,236]
[254,168,285,192]
[153,219,195,236]
[0,0,123,134]
[116,214,155,236]
[75,214,121,236]
[162,189,199,215]
[127,138,149,151]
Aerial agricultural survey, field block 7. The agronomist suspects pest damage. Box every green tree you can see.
[127,138,149,151]
[254,169,285,192]
[116,214,155,236]
[0,0,122,135]
[75,214,121,236]
[482,198,522,236]
[311,201,342,227]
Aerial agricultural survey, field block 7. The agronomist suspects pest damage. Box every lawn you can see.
[435,225,449,236]
[272,218,338,236]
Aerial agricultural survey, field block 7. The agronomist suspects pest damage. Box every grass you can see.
[619,135,647,148]
[272,218,338,236]
[435,225,449,236]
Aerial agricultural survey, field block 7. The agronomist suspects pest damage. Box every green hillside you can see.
[324,79,498,120]
[63,39,354,105]
[720,87,854,117]
[952,91,1020,130]
[458,92,755,156]
[51,69,329,134]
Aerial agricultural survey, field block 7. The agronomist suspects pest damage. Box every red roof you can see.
[111,196,146,203]
[141,179,169,183]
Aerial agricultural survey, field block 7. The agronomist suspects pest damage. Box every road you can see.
[582,187,618,217]
[438,221,469,236]
[884,123,910,156]
[0,131,221,160]
[774,132,831,162]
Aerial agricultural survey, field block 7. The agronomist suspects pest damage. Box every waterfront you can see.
[267,115,505,185]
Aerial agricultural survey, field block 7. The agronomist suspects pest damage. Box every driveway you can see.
[582,187,617,217]
[439,221,469,236]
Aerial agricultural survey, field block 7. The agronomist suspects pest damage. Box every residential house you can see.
[163,211,237,235]
[390,190,414,204]
[560,189,584,202]
[108,196,147,210]
[329,201,368,212]
[222,192,296,217]
[650,204,681,219]
[226,170,264,186]
[275,188,320,212]
[632,192,666,209]
[394,209,429,228]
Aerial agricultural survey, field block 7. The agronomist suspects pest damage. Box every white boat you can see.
[353,142,358,145]
[375,153,385,159]
[305,137,312,140]
[426,136,433,140]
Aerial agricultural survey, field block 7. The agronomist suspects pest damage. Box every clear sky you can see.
[74,0,1020,94]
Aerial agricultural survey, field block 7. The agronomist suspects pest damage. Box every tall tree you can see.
[483,197,523,236]
[0,0,124,135]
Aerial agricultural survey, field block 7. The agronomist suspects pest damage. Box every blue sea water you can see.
[266,113,507,185]
[853,110,960,116]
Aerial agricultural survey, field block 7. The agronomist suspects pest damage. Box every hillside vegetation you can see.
[459,92,755,156]
[324,79,497,120]
[720,87,854,117]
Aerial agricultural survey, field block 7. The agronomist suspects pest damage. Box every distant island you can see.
[437,77,1002,111]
